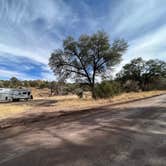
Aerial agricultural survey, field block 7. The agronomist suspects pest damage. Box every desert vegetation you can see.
[0,90,165,121]
[0,57,165,98]
[49,31,128,98]
[0,31,165,120]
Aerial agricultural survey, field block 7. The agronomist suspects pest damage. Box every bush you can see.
[0,81,4,88]
[143,77,166,91]
[154,77,166,90]
[95,81,121,99]
[123,80,140,92]
[75,88,83,98]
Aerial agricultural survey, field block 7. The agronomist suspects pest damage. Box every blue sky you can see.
[0,0,166,80]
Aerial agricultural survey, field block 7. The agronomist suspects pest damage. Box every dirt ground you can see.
[0,90,165,120]
[0,94,165,166]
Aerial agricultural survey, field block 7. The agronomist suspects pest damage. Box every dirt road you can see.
[0,95,166,166]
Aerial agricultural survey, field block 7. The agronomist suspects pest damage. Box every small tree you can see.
[116,57,166,90]
[49,31,128,98]
[116,57,145,85]
[10,77,21,88]
[141,59,166,90]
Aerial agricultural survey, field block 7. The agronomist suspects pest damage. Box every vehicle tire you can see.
[5,97,8,101]
[14,99,19,102]
[30,95,33,100]
[10,98,13,102]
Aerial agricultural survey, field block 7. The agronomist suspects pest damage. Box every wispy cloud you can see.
[0,0,76,79]
[0,0,72,60]
[126,25,166,60]
[0,69,38,80]
[0,0,165,80]
[110,0,166,38]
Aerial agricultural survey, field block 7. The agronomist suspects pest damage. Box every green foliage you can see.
[116,57,145,84]
[116,57,166,91]
[141,59,166,90]
[0,81,4,87]
[10,77,22,88]
[1,80,10,88]
[49,31,127,98]
[123,80,140,92]
[95,81,121,99]
[75,88,83,98]
[0,77,92,97]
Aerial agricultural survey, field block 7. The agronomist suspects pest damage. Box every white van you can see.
[0,88,33,102]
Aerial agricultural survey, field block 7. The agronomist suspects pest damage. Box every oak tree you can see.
[49,31,128,98]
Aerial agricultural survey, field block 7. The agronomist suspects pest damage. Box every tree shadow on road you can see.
[0,105,166,166]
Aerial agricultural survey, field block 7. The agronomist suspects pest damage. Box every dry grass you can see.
[110,90,166,103]
[55,90,166,110]
[0,104,31,120]
[31,88,50,98]
[0,90,165,120]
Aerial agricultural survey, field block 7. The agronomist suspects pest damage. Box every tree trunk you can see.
[91,83,96,99]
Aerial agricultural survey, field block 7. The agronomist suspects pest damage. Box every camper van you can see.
[0,88,33,102]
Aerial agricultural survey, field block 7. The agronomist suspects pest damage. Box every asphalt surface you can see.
[0,94,166,166]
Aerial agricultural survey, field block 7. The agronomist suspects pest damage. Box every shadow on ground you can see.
[0,99,58,107]
[0,101,166,166]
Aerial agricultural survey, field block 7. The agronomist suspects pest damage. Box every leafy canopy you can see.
[116,57,166,90]
[49,31,128,94]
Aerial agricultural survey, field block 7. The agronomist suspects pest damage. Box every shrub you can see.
[95,81,122,99]
[143,77,166,91]
[0,81,4,88]
[123,80,140,92]
[75,88,83,98]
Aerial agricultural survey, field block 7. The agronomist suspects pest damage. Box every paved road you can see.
[0,95,166,166]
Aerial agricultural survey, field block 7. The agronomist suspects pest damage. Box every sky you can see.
[0,0,166,81]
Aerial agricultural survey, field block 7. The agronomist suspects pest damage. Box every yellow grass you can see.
[0,104,31,120]
[55,90,166,110]
[0,90,165,120]
[110,90,165,103]
[31,88,50,98]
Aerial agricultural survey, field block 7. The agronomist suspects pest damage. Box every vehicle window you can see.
[23,92,27,94]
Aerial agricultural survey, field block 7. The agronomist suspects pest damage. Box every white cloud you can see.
[41,71,56,81]
[110,0,166,37]
[0,69,38,80]
[0,0,71,25]
[0,43,48,64]
[0,0,73,65]
[0,0,165,80]
[125,25,166,61]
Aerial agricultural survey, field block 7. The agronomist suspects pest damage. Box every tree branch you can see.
[96,59,108,69]
[65,69,87,77]
[73,50,92,84]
